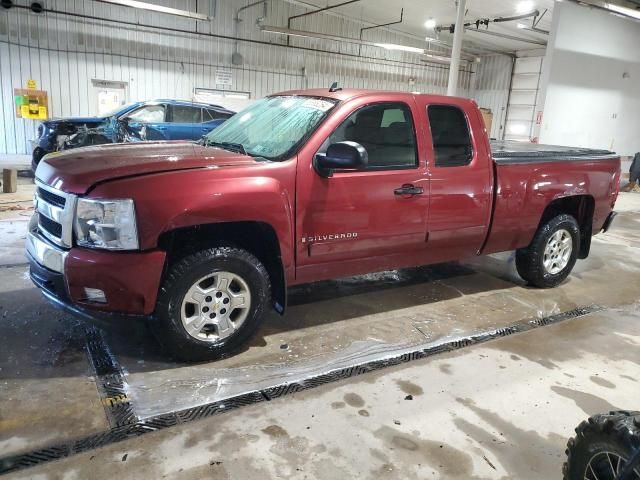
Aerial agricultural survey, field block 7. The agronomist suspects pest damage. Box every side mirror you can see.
[313,141,368,178]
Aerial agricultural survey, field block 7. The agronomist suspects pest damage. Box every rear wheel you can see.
[155,247,271,361]
[516,214,580,288]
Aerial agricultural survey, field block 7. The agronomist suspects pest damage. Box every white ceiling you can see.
[291,0,556,54]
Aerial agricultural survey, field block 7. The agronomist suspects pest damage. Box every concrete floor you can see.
[0,192,639,479]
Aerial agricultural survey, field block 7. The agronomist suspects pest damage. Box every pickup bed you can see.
[28,88,621,360]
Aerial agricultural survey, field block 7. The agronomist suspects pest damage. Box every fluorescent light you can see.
[516,0,535,14]
[516,22,527,29]
[606,3,640,20]
[374,43,425,54]
[424,18,437,29]
[94,0,210,21]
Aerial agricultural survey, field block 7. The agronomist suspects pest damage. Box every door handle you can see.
[394,184,424,196]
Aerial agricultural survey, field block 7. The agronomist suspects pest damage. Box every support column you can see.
[447,0,467,96]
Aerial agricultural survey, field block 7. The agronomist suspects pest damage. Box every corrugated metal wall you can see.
[0,0,511,154]
[471,54,513,140]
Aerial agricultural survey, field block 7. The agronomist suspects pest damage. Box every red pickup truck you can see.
[28,88,621,360]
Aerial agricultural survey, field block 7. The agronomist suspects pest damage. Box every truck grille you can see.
[38,214,62,238]
[35,181,76,248]
[37,187,66,208]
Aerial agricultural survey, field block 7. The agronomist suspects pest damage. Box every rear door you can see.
[420,100,493,259]
[167,104,202,140]
[295,97,431,283]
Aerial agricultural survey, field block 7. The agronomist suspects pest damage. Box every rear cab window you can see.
[427,105,474,167]
[320,102,418,171]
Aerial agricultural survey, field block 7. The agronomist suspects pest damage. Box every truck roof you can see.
[273,88,475,105]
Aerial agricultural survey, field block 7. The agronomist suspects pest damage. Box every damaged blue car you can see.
[32,99,235,171]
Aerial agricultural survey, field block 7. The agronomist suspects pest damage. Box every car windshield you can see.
[203,96,337,160]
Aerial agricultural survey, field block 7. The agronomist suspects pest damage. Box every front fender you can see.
[89,163,296,276]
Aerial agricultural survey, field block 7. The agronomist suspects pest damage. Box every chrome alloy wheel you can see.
[543,229,572,275]
[180,271,251,342]
[584,451,640,480]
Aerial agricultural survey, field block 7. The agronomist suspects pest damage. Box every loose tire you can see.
[516,214,580,288]
[563,411,640,480]
[155,247,271,362]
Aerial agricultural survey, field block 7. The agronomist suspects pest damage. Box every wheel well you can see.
[538,195,594,259]
[158,222,286,314]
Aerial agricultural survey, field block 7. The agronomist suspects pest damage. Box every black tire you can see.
[155,247,271,362]
[563,411,640,480]
[515,214,580,288]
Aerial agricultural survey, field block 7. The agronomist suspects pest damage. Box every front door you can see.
[295,99,430,283]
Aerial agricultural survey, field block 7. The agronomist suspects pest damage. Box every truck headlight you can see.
[74,198,139,250]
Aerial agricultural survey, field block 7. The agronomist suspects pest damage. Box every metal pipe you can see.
[358,8,403,56]
[235,0,267,22]
[287,0,361,46]
[447,0,467,96]
[464,27,547,46]
[261,25,453,64]
[492,10,540,22]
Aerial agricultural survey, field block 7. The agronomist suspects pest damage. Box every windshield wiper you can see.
[204,139,247,155]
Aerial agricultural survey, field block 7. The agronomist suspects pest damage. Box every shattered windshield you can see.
[203,96,337,161]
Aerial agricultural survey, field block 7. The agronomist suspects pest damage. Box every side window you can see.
[427,105,473,167]
[170,105,202,123]
[203,108,231,121]
[322,103,417,170]
[126,105,165,123]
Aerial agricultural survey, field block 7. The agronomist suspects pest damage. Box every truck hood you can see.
[36,142,258,194]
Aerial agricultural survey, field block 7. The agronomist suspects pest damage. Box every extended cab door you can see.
[419,99,493,259]
[294,97,430,283]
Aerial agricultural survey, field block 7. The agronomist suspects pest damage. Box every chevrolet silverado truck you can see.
[27,88,621,361]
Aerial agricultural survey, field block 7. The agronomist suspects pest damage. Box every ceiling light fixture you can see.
[606,2,640,20]
[424,18,437,29]
[94,0,211,21]
[374,43,426,54]
[516,0,535,14]
[516,22,527,28]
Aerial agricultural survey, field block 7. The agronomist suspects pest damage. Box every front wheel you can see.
[155,247,271,362]
[563,411,640,480]
[516,213,580,288]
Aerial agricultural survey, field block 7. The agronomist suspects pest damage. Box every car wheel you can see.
[155,247,271,362]
[563,411,640,480]
[515,214,580,288]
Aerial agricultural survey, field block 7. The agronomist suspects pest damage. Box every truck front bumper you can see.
[27,223,166,321]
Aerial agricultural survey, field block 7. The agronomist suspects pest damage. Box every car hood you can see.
[44,116,107,126]
[36,142,258,194]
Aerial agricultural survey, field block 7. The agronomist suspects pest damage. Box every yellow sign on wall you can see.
[27,79,37,90]
[14,86,48,120]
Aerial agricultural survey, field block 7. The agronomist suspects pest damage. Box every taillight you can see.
[612,166,621,207]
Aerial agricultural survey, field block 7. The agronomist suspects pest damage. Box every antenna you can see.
[329,82,342,93]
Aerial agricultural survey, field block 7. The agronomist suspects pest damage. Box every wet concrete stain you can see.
[620,374,638,382]
[374,426,479,478]
[550,386,620,415]
[439,363,452,375]
[589,375,616,389]
[343,393,365,408]
[358,409,370,417]
[262,425,289,438]
[395,379,424,397]
[454,397,567,479]
[331,401,346,409]
[510,354,521,361]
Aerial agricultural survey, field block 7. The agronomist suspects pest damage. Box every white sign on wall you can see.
[215,69,233,86]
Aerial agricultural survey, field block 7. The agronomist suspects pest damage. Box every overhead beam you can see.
[464,27,547,46]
